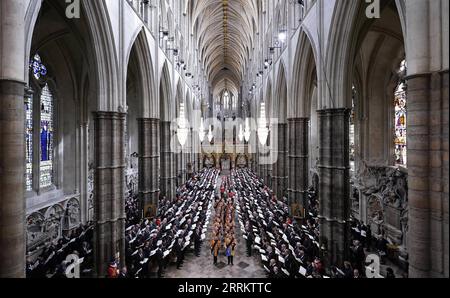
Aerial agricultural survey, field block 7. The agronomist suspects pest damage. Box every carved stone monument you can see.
[351,165,408,261]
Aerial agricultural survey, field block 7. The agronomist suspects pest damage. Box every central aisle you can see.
[164,174,266,278]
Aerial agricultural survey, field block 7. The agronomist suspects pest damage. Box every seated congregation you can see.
[25,167,398,279]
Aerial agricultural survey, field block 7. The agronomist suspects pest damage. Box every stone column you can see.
[253,147,258,174]
[266,138,273,188]
[160,121,176,199]
[0,80,26,278]
[138,118,160,218]
[0,0,26,278]
[287,118,309,212]
[175,146,186,187]
[187,128,194,177]
[258,136,269,184]
[182,149,187,183]
[251,151,257,173]
[317,109,351,268]
[94,112,126,277]
[407,71,449,278]
[403,0,449,278]
[258,153,265,182]
[272,123,288,199]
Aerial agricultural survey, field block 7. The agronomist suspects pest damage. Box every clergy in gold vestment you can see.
[210,237,221,265]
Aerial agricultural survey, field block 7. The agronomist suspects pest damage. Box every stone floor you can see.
[164,175,267,279]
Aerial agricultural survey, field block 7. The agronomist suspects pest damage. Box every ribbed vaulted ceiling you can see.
[191,0,259,92]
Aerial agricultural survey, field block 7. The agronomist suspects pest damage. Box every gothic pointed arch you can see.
[274,61,288,123]
[159,62,173,121]
[291,30,317,118]
[126,28,156,119]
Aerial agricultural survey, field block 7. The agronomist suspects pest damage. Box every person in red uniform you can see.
[107,260,119,278]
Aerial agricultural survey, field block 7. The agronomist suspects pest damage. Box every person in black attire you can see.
[118,267,129,278]
[194,226,202,257]
[53,261,69,279]
[366,226,373,250]
[351,240,366,273]
[174,238,184,269]
[155,247,164,278]
[271,266,283,279]
[26,259,34,278]
[246,231,254,257]
[360,225,367,248]
[80,241,91,258]
[284,249,297,277]
[386,267,396,278]
[266,246,276,263]
[134,248,145,271]
[343,261,354,279]
[297,249,307,265]
[377,233,389,254]
[143,241,152,258]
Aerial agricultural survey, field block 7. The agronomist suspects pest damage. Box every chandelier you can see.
[199,117,206,143]
[177,103,189,147]
[208,125,214,143]
[238,124,244,142]
[257,103,269,146]
[244,118,251,142]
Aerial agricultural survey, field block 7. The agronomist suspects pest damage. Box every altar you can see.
[221,157,231,171]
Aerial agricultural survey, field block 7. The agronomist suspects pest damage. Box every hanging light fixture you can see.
[258,103,269,146]
[199,117,206,143]
[208,125,214,143]
[177,103,189,147]
[244,118,251,142]
[238,124,244,142]
[278,29,287,43]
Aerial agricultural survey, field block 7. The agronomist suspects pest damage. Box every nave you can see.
[24,165,405,279]
[0,0,447,279]
[164,175,266,278]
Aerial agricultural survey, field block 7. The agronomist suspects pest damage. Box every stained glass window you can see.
[27,53,55,191]
[29,54,48,80]
[224,91,230,109]
[40,84,54,188]
[394,60,407,167]
[350,86,356,173]
[25,93,33,191]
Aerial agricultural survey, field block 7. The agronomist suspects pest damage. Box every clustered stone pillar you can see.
[252,150,258,173]
[94,112,126,277]
[287,118,309,214]
[258,151,266,182]
[255,147,260,176]
[407,71,449,278]
[0,80,26,278]
[187,128,194,178]
[174,134,186,187]
[138,118,160,218]
[0,0,27,278]
[176,149,181,187]
[258,136,271,185]
[266,139,273,188]
[253,149,257,173]
[0,79,25,278]
[160,121,176,200]
[182,149,188,183]
[176,147,186,187]
[194,129,201,173]
[272,123,288,199]
[404,0,449,278]
[317,109,350,268]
